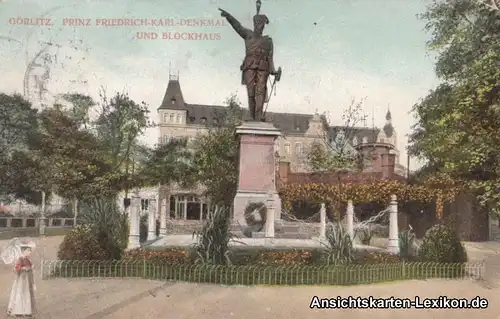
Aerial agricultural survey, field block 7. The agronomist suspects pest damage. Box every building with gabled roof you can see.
[148,75,405,221]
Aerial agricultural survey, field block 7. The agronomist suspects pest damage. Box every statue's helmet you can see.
[253,14,269,27]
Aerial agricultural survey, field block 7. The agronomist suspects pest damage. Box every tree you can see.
[305,98,369,219]
[20,107,119,200]
[0,94,38,201]
[0,93,38,157]
[190,95,243,207]
[410,0,500,215]
[135,138,194,189]
[307,98,367,173]
[60,91,152,195]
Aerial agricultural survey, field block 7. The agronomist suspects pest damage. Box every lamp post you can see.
[39,191,46,236]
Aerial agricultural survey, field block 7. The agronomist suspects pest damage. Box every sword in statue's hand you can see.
[264,66,282,106]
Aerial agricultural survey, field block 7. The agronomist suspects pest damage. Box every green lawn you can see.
[0,227,72,240]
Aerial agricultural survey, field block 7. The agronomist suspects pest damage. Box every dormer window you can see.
[171,98,176,105]
[200,117,207,124]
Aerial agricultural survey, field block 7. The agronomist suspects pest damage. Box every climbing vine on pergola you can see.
[281,177,464,219]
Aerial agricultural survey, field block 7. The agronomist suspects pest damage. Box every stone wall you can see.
[166,220,203,234]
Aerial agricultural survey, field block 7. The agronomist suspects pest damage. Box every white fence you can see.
[0,217,74,229]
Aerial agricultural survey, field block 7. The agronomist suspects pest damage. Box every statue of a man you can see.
[219,8,279,121]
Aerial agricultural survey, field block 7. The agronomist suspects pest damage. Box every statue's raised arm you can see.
[219,8,252,39]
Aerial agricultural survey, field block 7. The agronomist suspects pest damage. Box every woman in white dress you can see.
[1,238,37,318]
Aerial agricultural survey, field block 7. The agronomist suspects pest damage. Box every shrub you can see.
[361,251,400,264]
[139,214,160,242]
[256,250,313,266]
[419,224,467,263]
[193,206,238,265]
[355,227,373,245]
[71,198,129,260]
[399,228,416,260]
[58,225,116,260]
[321,222,354,265]
[123,248,191,265]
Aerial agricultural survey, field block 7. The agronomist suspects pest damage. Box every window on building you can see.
[176,114,181,124]
[171,98,176,105]
[362,137,368,144]
[171,194,206,220]
[163,113,168,123]
[163,135,169,144]
[295,142,302,155]
[284,143,291,155]
[141,199,149,212]
[170,113,175,122]
[201,117,207,124]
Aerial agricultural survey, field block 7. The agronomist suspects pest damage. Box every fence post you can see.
[346,200,354,241]
[143,256,147,278]
[265,194,275,238]
[402,259,405,278]
[147,198,157,241]
[160,199,167,237]
[319,203,326,239]
[387,194,399,254]
[127,195,141,249]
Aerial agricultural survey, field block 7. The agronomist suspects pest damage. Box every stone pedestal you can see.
[147,199,157,241]
[233,122,282,226]
[127,196,141,249]
[387,195,399,254]
[160,199,168,237]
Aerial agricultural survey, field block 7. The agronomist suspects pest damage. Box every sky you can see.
[0,0,438,171]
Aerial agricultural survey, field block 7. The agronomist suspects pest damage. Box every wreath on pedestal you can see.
[242,202,267,237]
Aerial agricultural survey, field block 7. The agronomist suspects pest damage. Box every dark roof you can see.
[159,79,185,109]
[328,126,379,144]
[181,103,312,135]
[158,79,380,137]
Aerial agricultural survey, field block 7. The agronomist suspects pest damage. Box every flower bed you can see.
[121,247,422,266]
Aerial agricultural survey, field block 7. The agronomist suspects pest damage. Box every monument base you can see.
[232,121,282,229]
[233,190,269,226]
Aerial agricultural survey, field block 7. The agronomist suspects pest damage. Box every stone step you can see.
[251,231,312,240]
[277,226,302,233]
[275,233,312,240]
